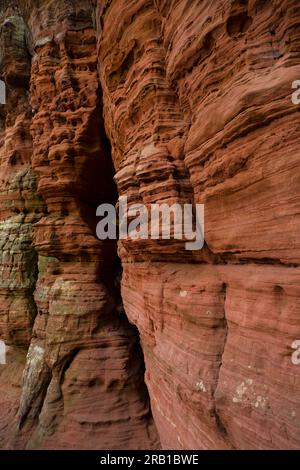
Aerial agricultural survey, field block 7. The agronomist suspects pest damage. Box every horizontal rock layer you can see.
[97,0,300,449]
[0,0,299,450]
[0,0,158,450]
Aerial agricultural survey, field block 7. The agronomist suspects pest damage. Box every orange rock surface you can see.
[0,0,299,450]
[0,0,158,450]
[97,0,300,449]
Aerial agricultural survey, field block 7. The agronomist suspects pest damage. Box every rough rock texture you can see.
[0,2,43,448]
[0,0,300,451]
[0,0,158,450]
[97,0,300,450]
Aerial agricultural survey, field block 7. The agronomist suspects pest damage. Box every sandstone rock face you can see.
[0,0,158,450]
[97,0,300,450]
[0,3,43,447]
[0,0,299,450]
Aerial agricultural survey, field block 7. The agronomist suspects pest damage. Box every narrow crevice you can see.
[92,93,160,444]
[211,283,236,449]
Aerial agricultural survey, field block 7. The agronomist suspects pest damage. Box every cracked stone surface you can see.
[97,0,300,450]
[0,0,299,450]
[0,0,159,450]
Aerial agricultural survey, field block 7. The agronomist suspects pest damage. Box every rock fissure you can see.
[0,0,300,451]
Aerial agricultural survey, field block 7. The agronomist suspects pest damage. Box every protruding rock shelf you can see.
[0,0,299,450]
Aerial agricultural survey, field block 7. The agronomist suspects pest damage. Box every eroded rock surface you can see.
[0,0,158,450]
[0,0,299,450]
[97,0,300,449]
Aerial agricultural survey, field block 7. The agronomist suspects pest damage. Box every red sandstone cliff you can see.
[0,0,299,450]
[0,0,158,450]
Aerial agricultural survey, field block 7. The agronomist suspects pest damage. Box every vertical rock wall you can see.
[0,2,43,447]
[0,0,299,450]
[97,0,300,449]
[0,0,158,450]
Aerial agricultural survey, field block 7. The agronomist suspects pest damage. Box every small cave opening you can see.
[75,85,159,446]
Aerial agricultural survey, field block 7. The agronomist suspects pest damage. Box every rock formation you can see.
[0,0,158,450]
[0,0,299,450]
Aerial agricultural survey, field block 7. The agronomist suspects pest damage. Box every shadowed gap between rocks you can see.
[0,0,160,449]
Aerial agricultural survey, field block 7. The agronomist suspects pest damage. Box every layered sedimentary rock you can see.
[0,0,158,450]
[97,0,300,449]
[0,3,43,447]
[0,0,299,451]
